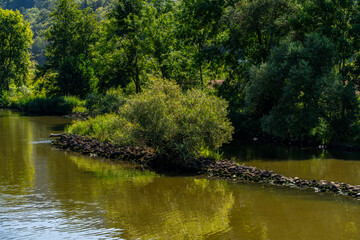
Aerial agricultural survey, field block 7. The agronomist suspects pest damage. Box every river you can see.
[0,109,359,240]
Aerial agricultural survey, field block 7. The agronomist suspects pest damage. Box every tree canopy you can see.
[2,0,360,145]
[0,8,32,91]
[44,0,98,97]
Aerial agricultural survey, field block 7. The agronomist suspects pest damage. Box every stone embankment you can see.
[53,134,156,164]
[52,134,360,200]
[206,160,360,199]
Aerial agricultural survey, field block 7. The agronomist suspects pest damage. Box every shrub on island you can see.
[67,80,234,168]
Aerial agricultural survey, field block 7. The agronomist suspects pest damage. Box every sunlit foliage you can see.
[0,8,32,91]
[68,80,234,165]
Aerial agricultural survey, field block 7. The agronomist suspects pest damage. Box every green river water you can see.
[0,109,359,240]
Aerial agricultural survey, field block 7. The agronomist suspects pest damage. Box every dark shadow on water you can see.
[221,141,360,162]
[49,123,69,132]
[326,150,360,161]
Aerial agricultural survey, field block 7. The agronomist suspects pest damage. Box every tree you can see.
[217,0,299,132]
[292,0,360,86]
[129,0,203,90]
[44,0,98,97]
[246,33,358,142]
[23,7,51,64]
[0,0,35,10]
[176,0,226,86]
[146,0,176,81]
[0,8,32,91]
[96,0,149,93]
[32,35,46,65]
[222,0,299,67]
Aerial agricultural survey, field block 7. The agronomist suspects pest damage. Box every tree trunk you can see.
[49,133,66,137]
[134,56,141,93]
[199,63,203,86]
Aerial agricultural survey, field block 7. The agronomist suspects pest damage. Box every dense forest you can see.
[0,0,115,64]
[1,0,360,164]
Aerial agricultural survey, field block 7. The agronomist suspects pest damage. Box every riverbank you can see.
[52,134,360,200]
[0,96,83,115]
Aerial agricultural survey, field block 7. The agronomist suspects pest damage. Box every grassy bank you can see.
[0,85,128,116]
[5,95,84,115]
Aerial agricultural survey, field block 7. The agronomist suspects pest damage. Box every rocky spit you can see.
[53,134,360,200]
[53,134,156,164]
[206,160,360,199]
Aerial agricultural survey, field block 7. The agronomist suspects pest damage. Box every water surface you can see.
[0,110,359,240]
[223,141,360,185]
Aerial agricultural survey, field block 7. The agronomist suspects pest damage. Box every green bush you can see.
[84,93,103,113]
[67,113,138,144]
[68,80,234,167]
[0,91,10,107]
[85,88,125,116]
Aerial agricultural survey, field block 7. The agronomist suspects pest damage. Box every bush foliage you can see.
[85,88,126,115]
[68,80,234,166]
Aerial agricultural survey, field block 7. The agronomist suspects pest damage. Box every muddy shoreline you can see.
[53,134,360,200]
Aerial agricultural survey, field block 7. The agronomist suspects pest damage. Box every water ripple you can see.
[30,139,52,144]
